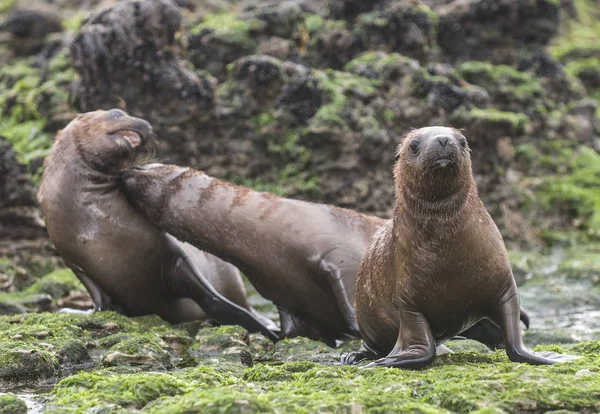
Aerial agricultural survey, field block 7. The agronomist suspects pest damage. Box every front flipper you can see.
[340,341,379,365]
[319,256,361,337]
[492,289,581,364]
[361,309,436,369]
[168,237,279,342]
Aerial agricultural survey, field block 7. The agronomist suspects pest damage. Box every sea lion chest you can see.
[396,216,510,341]
[42,169,172,307]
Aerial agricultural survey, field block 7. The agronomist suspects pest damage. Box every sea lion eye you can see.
[459,137,467,148]
[109,110,123,120]
[409,140,419,154]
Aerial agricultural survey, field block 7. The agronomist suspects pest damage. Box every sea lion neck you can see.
[43,132,119,190]
[392,172,477,242]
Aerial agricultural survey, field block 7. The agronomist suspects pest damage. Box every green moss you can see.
[310,69,379,129]
[0,342,59,382]
[0,394,27,414]
[565,57,600,95]
[61,12,86,33]
[50,371,188,411]
[0,0,15,13]
[345,51,420,80]
[102,334,172,369]
[551,0,600,62]
[0,53,74,172]
[536,147,600,238]
[145,388,274,413]
[251,111,276,130]
[459,61,543,103]
[188,13,261,50]
[304,13,324,33]
[450,107,529,136]
[26,268,83,299]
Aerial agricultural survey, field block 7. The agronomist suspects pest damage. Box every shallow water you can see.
[0,392,44,414]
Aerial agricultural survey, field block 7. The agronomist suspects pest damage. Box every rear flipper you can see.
[278,307,338,347]
[457,307,530,350]
[168,236,279,342]
[492,289,581,365]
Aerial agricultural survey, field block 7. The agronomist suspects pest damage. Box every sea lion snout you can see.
[104,110,155,151]
[404,127,468,174]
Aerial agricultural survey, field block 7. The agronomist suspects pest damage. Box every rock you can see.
[0,136,37,211]
[70,0,214,119]
[311,27,357,69]
[275,75,323,124]
[190,326,253,367]
[1,8,63,56]
[241,0,304,39]
[354,1,437,62]
[187,13,261,81]
[0,394,27,414]
[437,0,560,65]
[257,36,291,61]
[329,0,386,20]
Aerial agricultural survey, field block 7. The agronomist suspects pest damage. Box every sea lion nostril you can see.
[437,137,449,148]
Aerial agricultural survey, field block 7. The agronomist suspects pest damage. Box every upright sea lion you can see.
[38,109,278,340]
[343,126,579,368]
[120,158,528,347]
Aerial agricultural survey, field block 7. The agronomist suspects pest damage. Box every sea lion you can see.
[120,158,528,347]
[38,109,278,340]
[342,126,579,368]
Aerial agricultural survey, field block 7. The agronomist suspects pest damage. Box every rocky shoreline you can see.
[1,0,600,411]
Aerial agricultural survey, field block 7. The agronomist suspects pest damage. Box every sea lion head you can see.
[394,126,472,200]
[61,109,156,175]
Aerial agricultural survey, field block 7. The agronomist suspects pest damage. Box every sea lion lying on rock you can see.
[342,126,579,368]
[38,109,277,340]
[119,148,529,347]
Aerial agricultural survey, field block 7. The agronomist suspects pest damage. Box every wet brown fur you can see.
[38,110,275,335]
[349,126,578,368]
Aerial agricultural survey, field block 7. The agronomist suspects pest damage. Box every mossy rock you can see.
[354,3,437,61]
[25,268,84,299]
[102,334,173,370]
[271,336,339,364]
[535,147,600,238]
[190,325,252,367]
[459,61,545,113]
[565,57,600,91]
[48,371,188,412]
[345,51,420,81]
[145,388,274,413]
[0,394,26,414]
[450,107,529,139]
[0,342,59,384]
[0,51,74,172]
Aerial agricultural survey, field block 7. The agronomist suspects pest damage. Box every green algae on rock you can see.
[0,393,27,414]
[25,268,83,299]
[47,371,188,412]
[450,107,529,138]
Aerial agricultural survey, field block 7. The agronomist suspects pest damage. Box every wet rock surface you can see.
[0,0,600,411]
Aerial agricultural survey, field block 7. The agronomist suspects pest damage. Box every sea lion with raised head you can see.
[120,155,529,347]
[342,126,579,368]
[38,109,278,340]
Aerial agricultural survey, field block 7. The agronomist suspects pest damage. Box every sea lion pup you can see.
[38,109,278,340]
[342,126,579,368]
[120,160,528,347]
